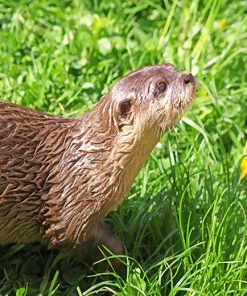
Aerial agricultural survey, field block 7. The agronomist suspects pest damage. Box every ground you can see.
[0,0,246,295]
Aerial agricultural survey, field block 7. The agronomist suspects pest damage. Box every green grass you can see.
[0,0,247,295]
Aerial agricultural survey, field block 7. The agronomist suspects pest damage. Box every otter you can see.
[0,64,196,261]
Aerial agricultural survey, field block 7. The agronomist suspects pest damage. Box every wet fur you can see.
[0,64,196,260]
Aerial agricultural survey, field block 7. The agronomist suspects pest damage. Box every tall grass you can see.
[0,0,246,295]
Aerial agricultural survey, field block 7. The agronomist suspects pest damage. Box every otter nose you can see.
[182,73,195,84]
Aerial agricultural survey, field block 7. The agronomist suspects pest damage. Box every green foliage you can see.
[0,0,246,295]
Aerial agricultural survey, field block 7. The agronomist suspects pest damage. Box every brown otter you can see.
[0,64,196,261]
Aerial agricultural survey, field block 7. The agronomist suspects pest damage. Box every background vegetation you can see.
[0,0,246,295]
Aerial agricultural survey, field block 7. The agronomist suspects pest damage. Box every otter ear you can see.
[117,99,133,130]
[118,99,132,119]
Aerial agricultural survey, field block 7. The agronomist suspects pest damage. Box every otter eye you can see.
[157,81,167,92]
[154,81,167,96]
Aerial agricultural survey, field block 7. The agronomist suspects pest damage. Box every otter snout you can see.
[182,73,195,85]
[180,72,197,94]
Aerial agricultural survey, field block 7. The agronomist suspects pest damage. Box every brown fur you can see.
[0,64,196,260]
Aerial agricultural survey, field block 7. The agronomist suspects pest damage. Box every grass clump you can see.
[0,0,246,295]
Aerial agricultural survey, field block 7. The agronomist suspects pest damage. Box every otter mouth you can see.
[172,86,196,111]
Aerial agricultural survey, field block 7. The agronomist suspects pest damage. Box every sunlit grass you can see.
[0,0,246,295]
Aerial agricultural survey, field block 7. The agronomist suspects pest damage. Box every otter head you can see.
[110,63,196,135]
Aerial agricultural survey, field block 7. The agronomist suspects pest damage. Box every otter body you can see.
[0,64,196,259]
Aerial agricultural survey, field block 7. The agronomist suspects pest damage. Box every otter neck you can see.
[76,98,118,152]
[103,123,161,212]
[75,103,160,220]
